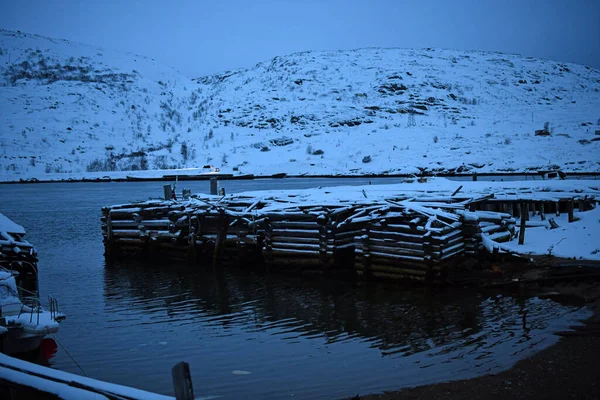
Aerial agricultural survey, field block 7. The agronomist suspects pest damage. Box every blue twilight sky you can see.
[1,0,599,78]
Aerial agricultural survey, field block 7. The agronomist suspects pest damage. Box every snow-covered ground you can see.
[1,29,599,182]
[502,206,600,260]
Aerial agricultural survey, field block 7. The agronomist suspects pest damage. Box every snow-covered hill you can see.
[1,29,599,181]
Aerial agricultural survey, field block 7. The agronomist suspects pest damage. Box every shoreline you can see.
[0,171,599,185]
[359,289,600,400]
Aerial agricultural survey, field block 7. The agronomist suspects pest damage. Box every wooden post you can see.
[210,178,218,195]
[361,228,371,279]
[568,199,574,223]
[318,215,329,268]
[422,231,434,282]
[213,211,229,268]
[555,201,560,217]
[518,202,526,245]
[163,185,173,200]
[539,203,545,221]
[172,362,194,400]
[524,202,530,221]
[472,173,477,181]
[582,196,588,212]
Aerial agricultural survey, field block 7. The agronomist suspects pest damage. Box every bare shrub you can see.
[180,142,188,162]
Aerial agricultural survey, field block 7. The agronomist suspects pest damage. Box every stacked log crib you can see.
[101,182,599,284]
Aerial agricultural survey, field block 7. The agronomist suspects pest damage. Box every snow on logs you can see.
[100,190,598,284]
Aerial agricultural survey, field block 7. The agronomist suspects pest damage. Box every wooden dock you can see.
[101,180,600,283]
[0,213,39,294]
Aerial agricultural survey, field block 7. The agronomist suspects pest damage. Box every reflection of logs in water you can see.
[103,261,578,359]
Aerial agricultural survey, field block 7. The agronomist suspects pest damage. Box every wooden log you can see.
[266,248,326,258]
[109,207,143,219]
[540,202,545,221]
[271,221,320,230]
[272,242,321,251]
[113,237,145,245]
[272,229,321,238]
[272,236,321,245]
[112,229,143,238]
[372,222,425,233]
[426,221,462,234]
[367,237,424,250]
[431,235,463,250]
[331,230,363,241]
[368,230,425,243]
[369,245,426,257]
[359,250,424,263]
[480,224,503,234]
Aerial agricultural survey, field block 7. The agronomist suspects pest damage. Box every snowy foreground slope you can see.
[1,29,600,181]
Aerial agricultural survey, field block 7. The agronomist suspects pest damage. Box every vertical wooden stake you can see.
[518,202,526,245]
[555,201,560,217]
[213,211,229,268]
[540,203,545,221]
[172,362,194,400]
[568,199,574,223]
[164,184,173,200]
[210,178,218,195]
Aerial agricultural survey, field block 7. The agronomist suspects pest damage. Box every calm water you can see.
[0,179,591,399]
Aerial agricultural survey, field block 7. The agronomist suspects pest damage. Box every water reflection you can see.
[102,261,589,399]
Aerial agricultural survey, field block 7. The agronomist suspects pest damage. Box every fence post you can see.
[172,362,194,400]
[210,178,218,195]
[518,202,526,245]
[164,184,173,200]
[568,199,574,223]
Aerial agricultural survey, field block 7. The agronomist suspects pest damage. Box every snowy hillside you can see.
[1,29,600,181]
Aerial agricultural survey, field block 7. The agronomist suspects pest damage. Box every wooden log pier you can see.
[101,182,600,284]
[0,213,39,294]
